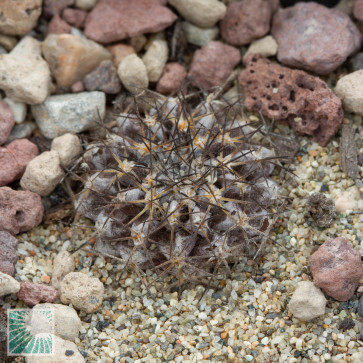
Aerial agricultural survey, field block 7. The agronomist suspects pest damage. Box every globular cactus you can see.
[76,92,280,287]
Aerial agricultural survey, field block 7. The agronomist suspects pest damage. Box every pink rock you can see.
[188,41,240,89]
[0,231,18,276]
[220,0,272,46]
[62,8,87,28]
[239,55,343,146]
[0,187,44,235]
[0,139,39,186]
[354,0,363,22]
[43,0,74,18]
[71,81,85,93]
[309,237,362,301]
[0,101,15,145]
[47,15,71,35]
[17,281,58,306]
[84,0,177,44]
[156,63,187,94]
[271,2,362,74]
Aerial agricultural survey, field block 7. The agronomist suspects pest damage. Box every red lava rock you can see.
[0,101,15,145]
[220,0,272,46]
[62,8,87,28]
[0,231,18,276]
[156,62,187,94]
[17,281,58,306]
[0,139,39,186]
[239,55,343,146]
[47,15,71,35]
[0,187,44,235]
[309,237,363,301]
[271,2,362,74]
[71,81,85,93]
[43,0,74,18]
[354,0,363,22]
[84,0,177,44]
[188,41,240,89]
[83,60,121,94]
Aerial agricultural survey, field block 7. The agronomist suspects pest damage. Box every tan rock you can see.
[107,43,135,67]
[142,40,168,82]
[51,251,76,290]
[51,133,82,168]
[42,34,112,87]
[0,34,17,51]
[244,35,278,59]
[335,186,360,212]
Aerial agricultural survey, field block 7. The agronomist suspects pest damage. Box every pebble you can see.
[168,0,226,28]
[43,0,74,18]
[107,43,135,67]
[3,97,27,124]
[71,81,85,93]
[0,231,18,276]
[0,34,17,51]
[271,2,361,74]
[288,281,326,321]
[51,133,83,168]
[0,187,43,235]
[353,0,363,22]
[33,303,81,341]
[353,52,363,71]
[7,122,37,143]
[334,186,360,212]
[0,100,15,145]
[334,70,363,116]
[156,62,187,94]
[358,296,363,318]
[62,8,88,28]
[0,36,51,104]
[75,0,98,10]
[51,250,76,290]
[83,60,121,94]
[239,55,344,146]
[188,40,240,89]
[306,192,336,227]
[0,271,20,296]
[42,33,112,87]
[17,281,58,306]
[130,35,147,53]
[20,151,65,196]
[84,0,177,43]
[244,35,278,59]
[220,0,272,46]
[0,0,42,35]
[142,40,169,82]
[118,54,149,94]
[31,91,106,139]
[0,139,39,186]
[46,14,71,35]
[310,237,363,301]
[60,272,104,313]
[182,22,219,47]
[25,334,85,363]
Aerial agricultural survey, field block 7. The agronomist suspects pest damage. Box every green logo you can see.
[7,309,54,356]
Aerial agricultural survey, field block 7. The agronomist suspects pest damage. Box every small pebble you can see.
[51,250,76,290]
[142,39,169,82]
[51,133,83,168]
[17,281,58,306]
[0,271,20,296]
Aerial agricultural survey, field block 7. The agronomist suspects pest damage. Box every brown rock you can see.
[0,187,44,235]
[220,0,272,46]
[107,43,135,67]
[17,281,58,306]
[271,2,362,74]
[189,41,240,89]
[62,8,87,28]
[156,62,187,94]
[0,101,15,145]
[0,139,39,186]
[309,237,363,301]
[239,55,344,146]
[354,0,363,22]
[46,15,71,35]
[84,0,177,44]
[83,60,121,94]
[0,231,18,276]
[43,0,74,18]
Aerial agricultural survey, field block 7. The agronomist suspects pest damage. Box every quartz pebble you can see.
[3,97,26,124]
[182,22,219,47]
[20,151,65,196]
[168,0,226,28]
[271,2,361,74]
[334,186,360,213]
[334,70,363,116]
[33,303,81,341]
[31,92,106,139]
[51,251,76,290]
[0,101,15,145]
[310,237,363,301]
[244,35,278,59]
[0,187,43,235]
[156,62,187,94]
[0,271,20,296]
[0,231,18,276]
[17,281,58,306]
[51,133,82,168]
[142,40,169,82]
[60,272,104,313]
[107,43,135,67]
[0,36,51,104]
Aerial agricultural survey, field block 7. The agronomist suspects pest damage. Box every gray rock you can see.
[358,296,363,318]
[182,22,219,47]
[31,92,106,139]
[7,122,37,143]
[353,52,363,71]
[0,231,18,276]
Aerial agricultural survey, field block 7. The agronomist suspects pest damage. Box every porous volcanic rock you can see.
[17,281,58,306]
[239,55,344,146]
[0,101,15,145]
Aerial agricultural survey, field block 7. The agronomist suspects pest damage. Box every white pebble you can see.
[118,54,148,94]
[51,133,82,168]
[142,40,168,82]
[3,97,26,123]
[0,272,20,296]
